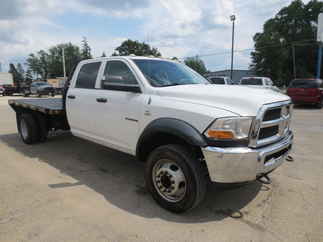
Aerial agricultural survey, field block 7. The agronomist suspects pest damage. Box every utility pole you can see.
[230,15,236,82]
[62,48,66,78]
[292,44,297,79]
[317,12,323,79]
[317,43,322,79]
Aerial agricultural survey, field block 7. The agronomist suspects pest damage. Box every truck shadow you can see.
[1,132,264,223]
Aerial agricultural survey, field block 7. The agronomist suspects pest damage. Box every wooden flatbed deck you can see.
[8,98,65,115]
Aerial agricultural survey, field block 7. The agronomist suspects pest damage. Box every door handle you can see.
[67,95,76,99]
[96,97,107,103]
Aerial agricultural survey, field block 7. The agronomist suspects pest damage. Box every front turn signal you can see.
[207,130,234,139]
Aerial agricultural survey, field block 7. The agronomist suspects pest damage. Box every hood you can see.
[156,84,290,116]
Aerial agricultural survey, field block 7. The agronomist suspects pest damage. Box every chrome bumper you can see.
[202,132,293,183]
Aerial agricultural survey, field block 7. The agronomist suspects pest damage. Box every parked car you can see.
[287,79,323,108]
[239,77,280,92]
[23,81,55,97]
[0,86,4,96]
[1,84,17,96]
[207,76,232,85]
[9,56,293,213]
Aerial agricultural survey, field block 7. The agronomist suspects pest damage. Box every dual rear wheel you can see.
[17,113,48,144]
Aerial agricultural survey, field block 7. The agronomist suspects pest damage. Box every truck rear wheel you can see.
[145,144,208,213]
[17,113,40,144]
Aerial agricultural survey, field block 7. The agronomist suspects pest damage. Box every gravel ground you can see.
[0,96,323,242]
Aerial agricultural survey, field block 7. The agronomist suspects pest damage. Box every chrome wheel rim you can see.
[20,119,28,140]
[152,159,187,203]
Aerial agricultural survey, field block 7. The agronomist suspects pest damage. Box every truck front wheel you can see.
[17,113,40,144]
[145,144,208,213]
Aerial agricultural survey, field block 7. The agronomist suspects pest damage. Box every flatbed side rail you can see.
[8,98,65,115]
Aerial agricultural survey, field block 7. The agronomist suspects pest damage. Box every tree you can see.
[25,69,33,85]
[101,52,107,57]
[81,37,92,60]
[184,56,208,75]
[26,42,82,79]
[47,43,82,77]
[17,63,25,79]
[112,39,162,57]
[250,0,323,86]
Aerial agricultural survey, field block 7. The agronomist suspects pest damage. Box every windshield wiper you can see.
[160,83,182,87]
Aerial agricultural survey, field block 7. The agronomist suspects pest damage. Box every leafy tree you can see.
[112,39,162,57]
[25,69,33,85]
[184,56,208,75]
[17,63,25,79]
[26,42,82,79]
[251,0,323,86]
[101,52,107,57]
[81,37,92,60]
[47,43,82,77]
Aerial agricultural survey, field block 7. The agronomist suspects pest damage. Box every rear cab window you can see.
[75,62,101,89]
[240,78,263,85]
[289,79,320,88]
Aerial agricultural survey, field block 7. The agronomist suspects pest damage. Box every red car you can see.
[287,79,323,109]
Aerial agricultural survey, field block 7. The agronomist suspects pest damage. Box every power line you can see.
[181,38,317,59]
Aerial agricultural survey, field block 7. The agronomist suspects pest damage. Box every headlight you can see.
[204,117,253,140]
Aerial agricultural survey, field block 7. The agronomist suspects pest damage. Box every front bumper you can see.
[202,132,293,183]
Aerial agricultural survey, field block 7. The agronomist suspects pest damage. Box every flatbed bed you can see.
[8,98,65,115]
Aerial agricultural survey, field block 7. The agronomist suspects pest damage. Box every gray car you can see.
[23,82,55,97]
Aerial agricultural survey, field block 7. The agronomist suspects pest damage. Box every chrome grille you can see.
[249,101,292,148]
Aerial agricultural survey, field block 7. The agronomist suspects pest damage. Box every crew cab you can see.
[8,56,294,213]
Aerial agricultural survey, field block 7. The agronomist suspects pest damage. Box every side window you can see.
[75,62,101,89]
[103,61,138,87]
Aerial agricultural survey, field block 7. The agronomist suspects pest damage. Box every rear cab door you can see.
[66,60,103,138]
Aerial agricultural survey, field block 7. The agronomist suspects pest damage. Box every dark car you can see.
[23,81,55,97]
[0,84,16,96]
[287,79,323,108]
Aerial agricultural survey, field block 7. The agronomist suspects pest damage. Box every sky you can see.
[0,0,310,72]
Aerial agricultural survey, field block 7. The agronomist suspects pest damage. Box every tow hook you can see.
[257,174,272,185]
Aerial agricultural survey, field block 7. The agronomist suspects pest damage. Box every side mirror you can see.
[102,77,141,93]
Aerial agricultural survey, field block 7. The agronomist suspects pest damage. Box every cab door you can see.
[92,60,144,154]
[66,61,103,138]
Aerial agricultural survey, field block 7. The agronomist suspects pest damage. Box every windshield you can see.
[133,59,209,87]
[240,78,263,85]
[289,79,320,88]
[210,77,225,84]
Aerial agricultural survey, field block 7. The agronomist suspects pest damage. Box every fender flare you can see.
[136,118,207,160]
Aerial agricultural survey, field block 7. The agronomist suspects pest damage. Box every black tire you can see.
[34,113,48,142]
[145,144,208,213]
[23,91,29,97]
[51,92,55,97]
[17,113,40,144]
